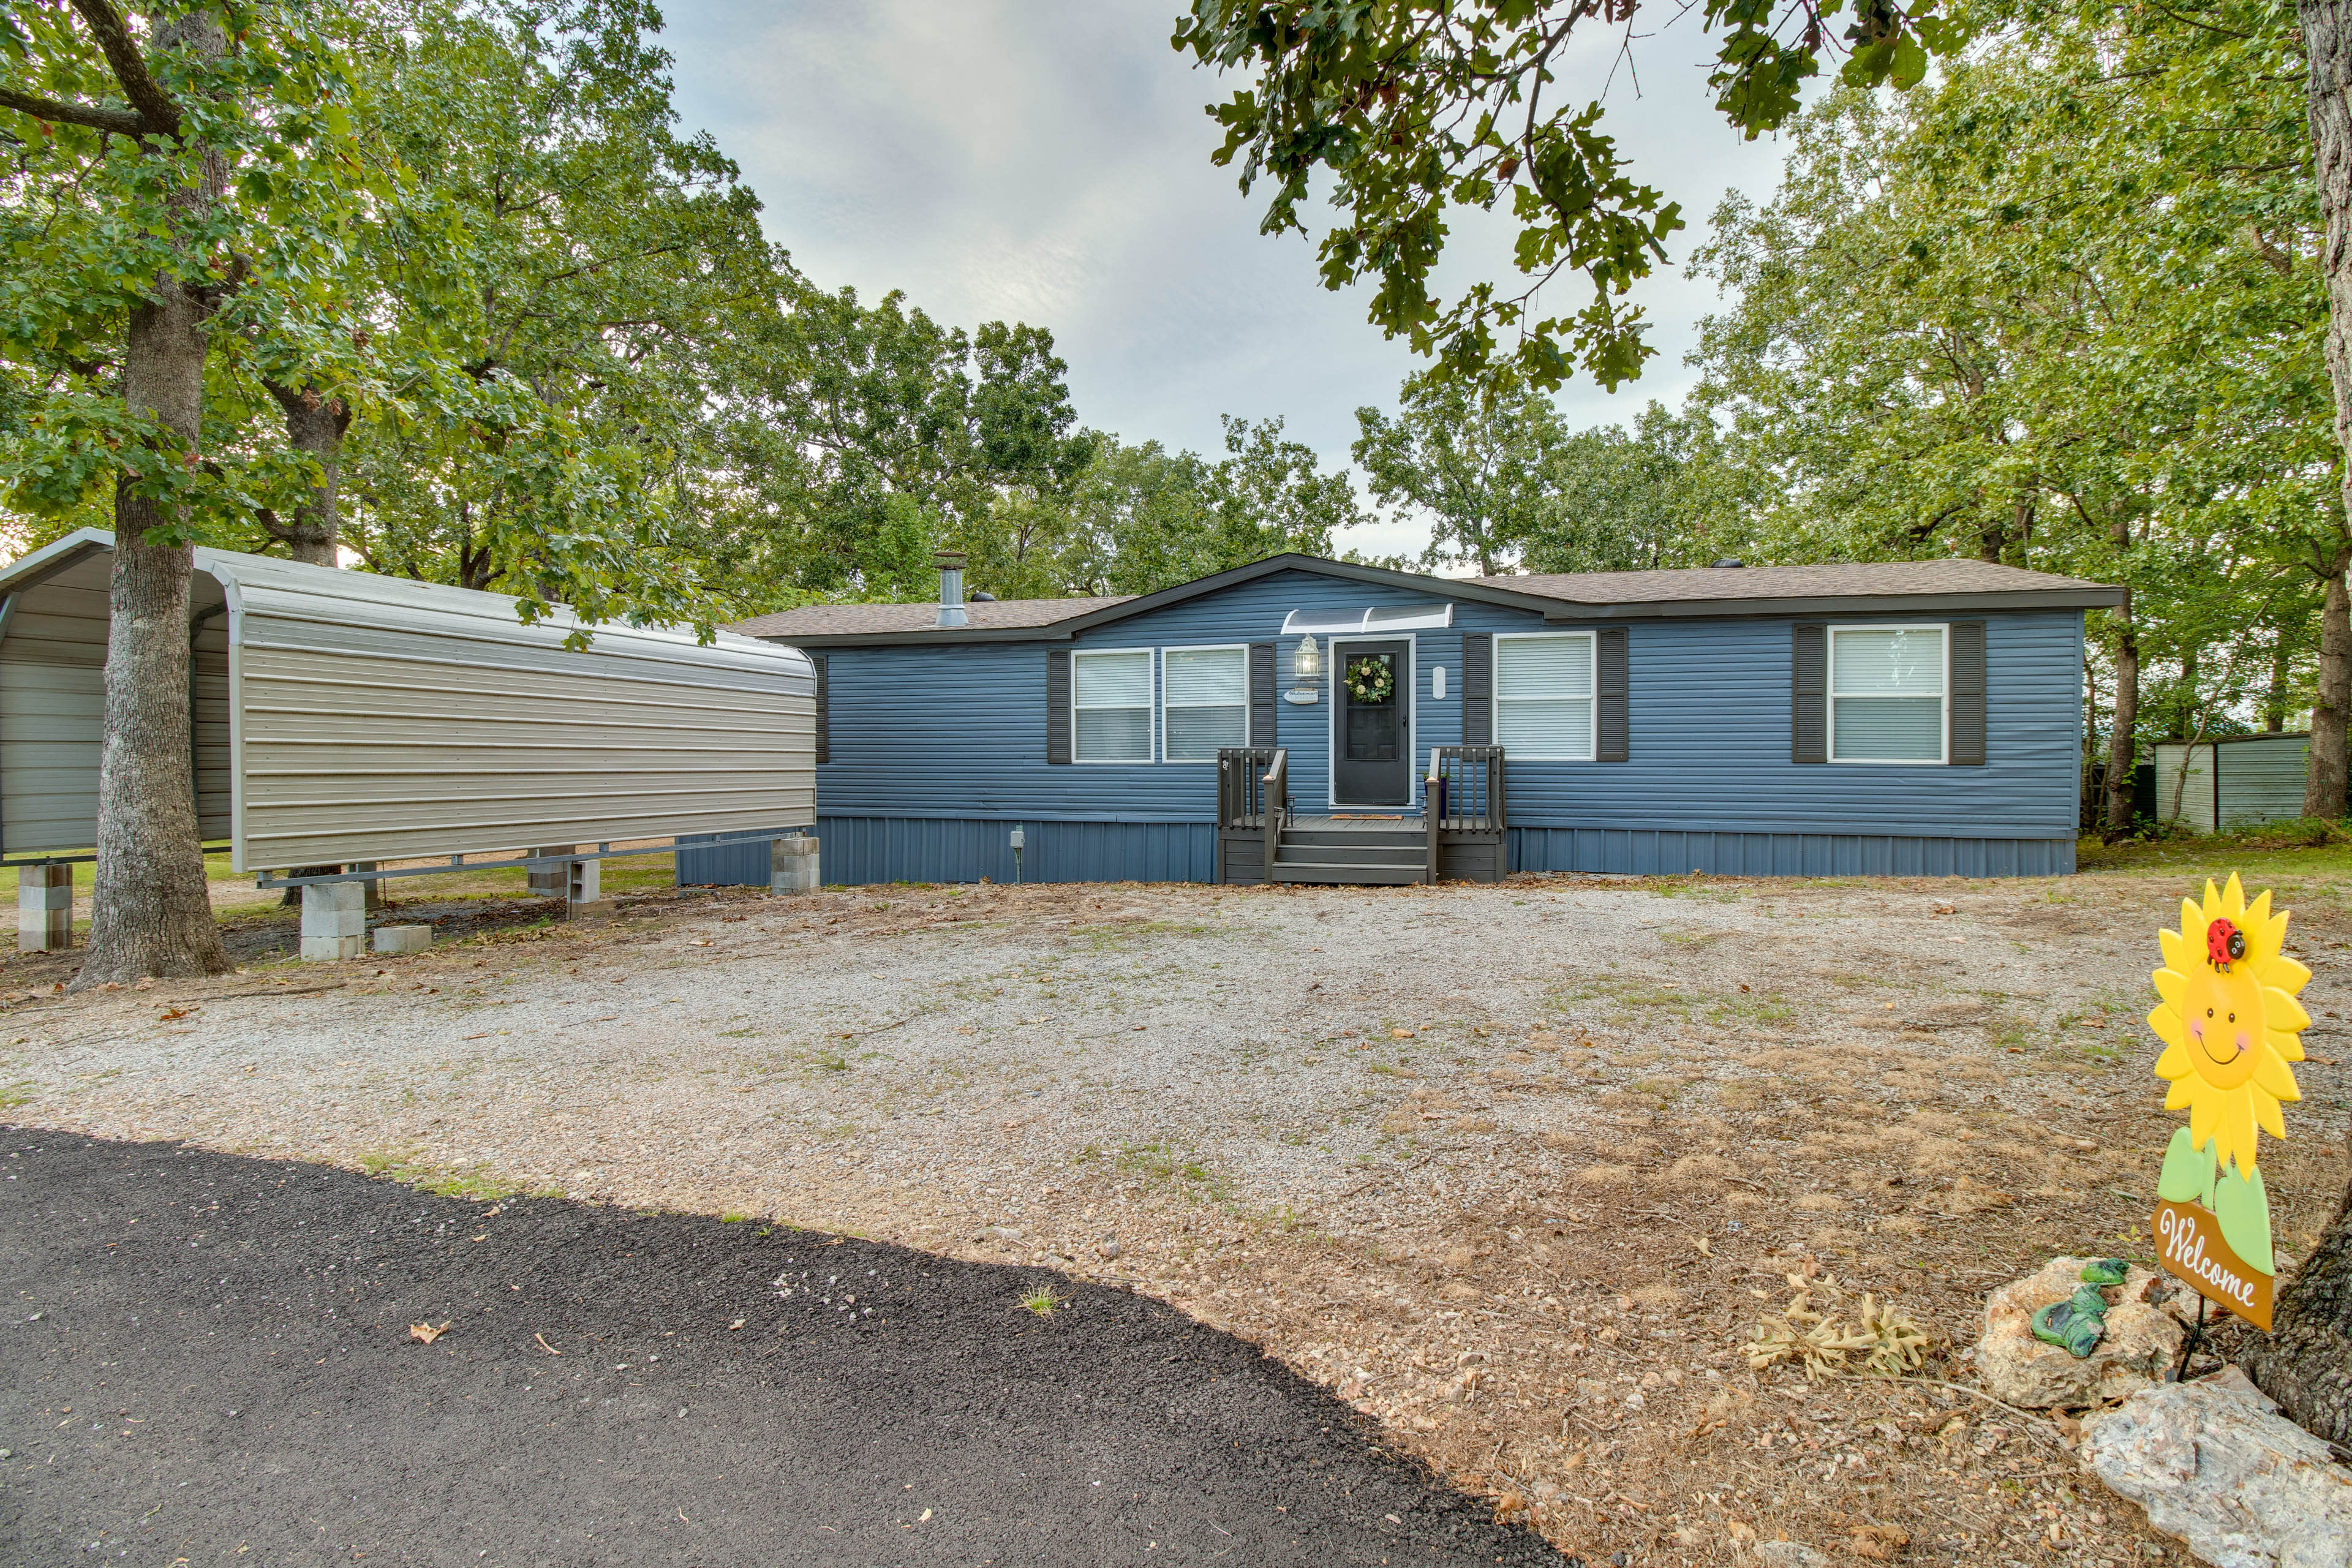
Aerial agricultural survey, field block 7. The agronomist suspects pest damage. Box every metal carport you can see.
[0,529,816,900]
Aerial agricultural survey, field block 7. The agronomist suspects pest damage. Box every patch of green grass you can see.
[355,1144,514,1200]
[2078,824,2352,889]
[1112,1140,1229,1204]
[0,1080,35,1109]
[1712,992,1797,1027]
[721,1210,752,1223]
[1018,1287,1064,1317]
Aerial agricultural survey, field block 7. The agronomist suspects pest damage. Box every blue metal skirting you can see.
[675,826,812,888]
[803,816,2073,885]
[815,816,1216,886]
[1507,827,2075,878]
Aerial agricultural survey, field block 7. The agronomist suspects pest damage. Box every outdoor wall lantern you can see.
[1286,634,1322,704]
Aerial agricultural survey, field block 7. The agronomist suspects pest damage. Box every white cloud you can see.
[663,0,1796,557]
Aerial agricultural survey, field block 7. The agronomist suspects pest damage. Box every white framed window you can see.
[1494,632,1595,760]
[1162,644,1248,763]
[1072,648,1154,763]
[1829,624,1947,763]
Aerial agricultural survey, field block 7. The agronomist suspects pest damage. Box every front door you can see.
[1333,640,1412,807]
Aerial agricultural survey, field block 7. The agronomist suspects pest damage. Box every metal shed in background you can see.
[2152,733,2314,832]
[0,529,817,881]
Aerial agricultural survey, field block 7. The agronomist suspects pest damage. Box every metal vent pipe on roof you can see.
[935,551,968,628]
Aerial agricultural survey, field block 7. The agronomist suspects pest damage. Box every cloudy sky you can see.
[663,1,1797,559]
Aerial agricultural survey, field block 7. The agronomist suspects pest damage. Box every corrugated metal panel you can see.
[2216,734,2310,827]
[1507,827,2073,878]
[676,827,812,886]
[0,530,815,866]
[816,815,1215,885]
[2154,744,2217,832]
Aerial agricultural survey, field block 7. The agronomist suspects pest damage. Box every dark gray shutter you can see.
[1949,619,1986,765]
[1596,627,1628,762]
[1461,633,1493,746]
[1249,641,1276,747]
[1046,650,1071,764]
[811,653,829,765]
[1792,624,1826,764]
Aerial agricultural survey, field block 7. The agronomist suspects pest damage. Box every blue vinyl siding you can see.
[798,568,2086,883]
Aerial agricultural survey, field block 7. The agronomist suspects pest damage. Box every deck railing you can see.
[1216,746,1289,882]
[1425,745,1507,883]
[1431,745,1507,831]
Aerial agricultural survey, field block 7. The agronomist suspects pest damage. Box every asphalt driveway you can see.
[1,1129,1563,1566]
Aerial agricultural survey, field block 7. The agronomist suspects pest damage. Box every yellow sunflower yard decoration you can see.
[2146,873,2309,1328]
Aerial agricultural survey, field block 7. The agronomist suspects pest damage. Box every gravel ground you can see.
[2,1129,1556,1567]
[4,869,2349,1566]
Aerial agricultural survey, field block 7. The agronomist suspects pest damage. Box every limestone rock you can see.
[2081,1366,2352,1568]
[1977,1255,2187,1409]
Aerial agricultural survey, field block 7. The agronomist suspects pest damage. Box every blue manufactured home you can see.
[729,554,2121,886]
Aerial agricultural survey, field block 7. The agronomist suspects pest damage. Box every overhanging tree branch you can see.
[67,0,181,136]
[0,84,145,135]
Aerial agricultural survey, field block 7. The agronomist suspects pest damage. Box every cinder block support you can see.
[17,864,71,952]
[771,833,820,895]
[372,924,432,956]
[566,856,612,916]
[299,881,365,963]
[526,846,575,900]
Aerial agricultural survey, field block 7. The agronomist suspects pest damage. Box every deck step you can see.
[1283,828,1425,850]
[1274,844,1427,868]
[1269,859,1427,885]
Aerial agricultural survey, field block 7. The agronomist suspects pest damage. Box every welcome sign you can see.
[2145,875,2307,1332]
[2153,1198,2274,1332]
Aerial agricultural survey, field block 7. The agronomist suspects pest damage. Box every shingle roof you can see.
[730,595,1128,639]
[728,554,2119,644]
[1472,559,2114,604]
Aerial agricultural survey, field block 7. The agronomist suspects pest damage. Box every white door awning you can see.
[1278,603,1454,635]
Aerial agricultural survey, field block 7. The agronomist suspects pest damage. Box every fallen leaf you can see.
[408,1322,450,1344]
[1391,1027,1414,1039]
[918,1509,932,1523]
[157,1006,189,1022]
[727,1318,745,1331]
[1694,1235,1713,1256]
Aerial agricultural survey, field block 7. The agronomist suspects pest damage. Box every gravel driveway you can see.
[5,870,2348,1564]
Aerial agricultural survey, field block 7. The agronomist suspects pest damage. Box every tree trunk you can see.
[260,380,350,565]
[2242,1126,2352,1444]
[78,289,230,985]
[2306,544,2352,817]
[2248,0,2352,1425]
[2105,588,2140,837]
[74,9,232,987]
[2267,628,2293,732]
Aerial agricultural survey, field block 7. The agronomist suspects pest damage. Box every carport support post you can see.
[566,856,611,916]
[771,833,820,894]
[17,864,71,952]
[526,847,574,900]
[298,882,364,962]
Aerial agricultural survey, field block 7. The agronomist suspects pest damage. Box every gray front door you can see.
[1334,640,1411,807]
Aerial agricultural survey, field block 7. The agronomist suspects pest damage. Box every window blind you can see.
[1495,635,1595,760]
[1073,649,1153,762]
[1831,627,1944,762]
[1164,647,1247,760]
